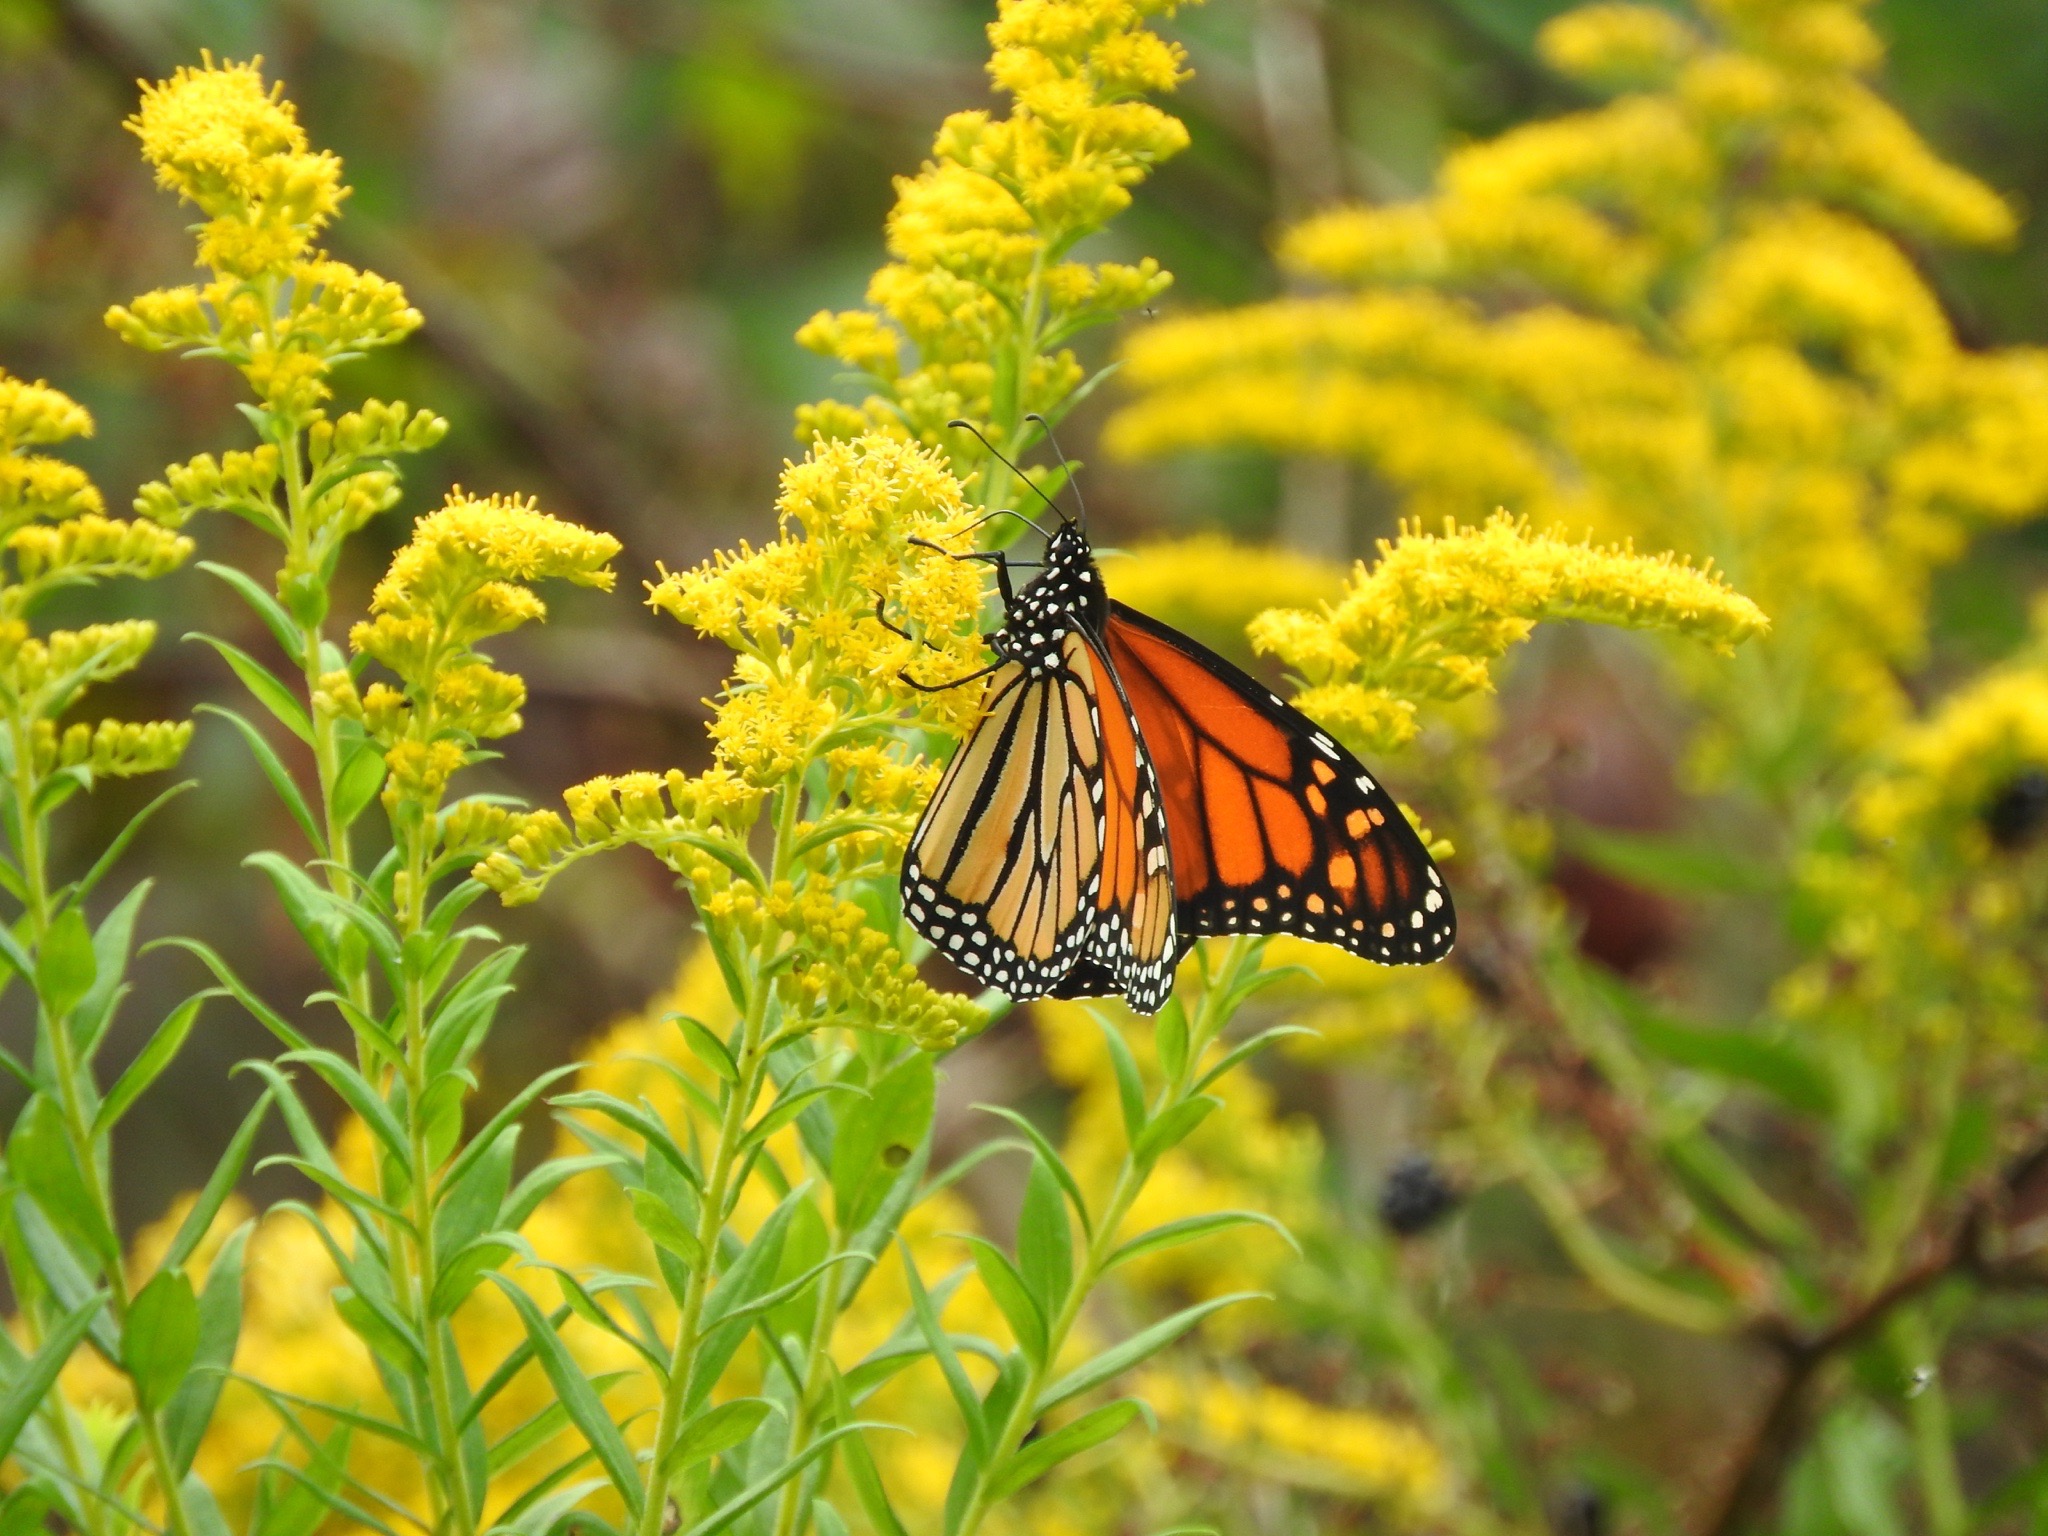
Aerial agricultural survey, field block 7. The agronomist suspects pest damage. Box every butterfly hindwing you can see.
[1101,602,1455,964]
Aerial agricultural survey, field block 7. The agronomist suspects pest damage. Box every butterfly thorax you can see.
[990,522,1107,677]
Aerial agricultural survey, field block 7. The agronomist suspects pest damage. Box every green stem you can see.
[8,720,197,1536]
[954,939,1255,1536]
[767,1229,847,1536]
[1896,1308,1965,1536]
[638,985,774,1536]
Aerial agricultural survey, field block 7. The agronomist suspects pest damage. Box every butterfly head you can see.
[993,520,1107,672]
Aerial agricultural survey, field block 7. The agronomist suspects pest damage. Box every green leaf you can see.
[1104,1210,1297,1274]
[195,704,323,856]
[149,936,314,1052]
[1598,978,1833,1117]
[630,1188,705,1268]
[164,1091,272,1271]
[95,991,218,1134]
[972,1106,1091,1238]
[276,1048,408,1165]
[1091,1011,1147,1145]
[197,562,303,659]
[165,1222,249,1473]
[9,1095,118,1267]
[899,1244,986,1456]
[834,1053,935,1232]
[1153,999,1189,1085]
[189,634,314,743]
[0,1296,100,1460]
[675,1423,890,1536]
[1016,1155,1073,1320]
[435,1124,516,1259]
[745,1082,861,1152]
[673,1014,739,1083]
[1193,1025,1318,1096]
[960,1235,1045,1366]
[70,781,194,909]
[1132,1095,1220,1165]
[1035,1292,1263,1416]
[1564,821,1776,898]
[489,1275,644,1517]
[73,879,151,1053]
[330,739,388,833]
[35,907,96,1021]
[430,1235,522,1318]
[661,1397,777,1476]
[987,1398,1149,1500]
[124,1268,200,1409]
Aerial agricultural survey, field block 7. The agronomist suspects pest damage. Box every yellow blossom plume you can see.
[0,368,192,779]
[1250,513,1768,754]
[1107,0,2048,769]
[796,0,1199,500]
[347,491,619,806]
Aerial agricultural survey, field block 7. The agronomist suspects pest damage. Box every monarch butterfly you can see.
[894,428,1454,1014]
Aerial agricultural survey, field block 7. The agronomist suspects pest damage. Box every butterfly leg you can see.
[898,658,1003,694]
[872,591,934,648]
[908,537,1018,605]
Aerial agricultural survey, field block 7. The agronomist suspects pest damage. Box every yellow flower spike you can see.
[796,0,1197,458]
[1247,514,1767,753]
[1539,3,1700,89]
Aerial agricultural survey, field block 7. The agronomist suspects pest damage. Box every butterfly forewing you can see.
[1102,602,1455,964]
[903,630,1176,1007]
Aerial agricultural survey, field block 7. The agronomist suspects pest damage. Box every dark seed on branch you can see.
[1377,1152,1461,1237]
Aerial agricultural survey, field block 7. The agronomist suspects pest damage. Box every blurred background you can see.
[0,0,2044,1343]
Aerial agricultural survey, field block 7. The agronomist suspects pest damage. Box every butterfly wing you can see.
[1101,601,1454,964]
[902,631,1179,1010]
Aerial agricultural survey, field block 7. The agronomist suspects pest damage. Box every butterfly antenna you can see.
[960,506,1053,541]
[1024,412,1088,534]
[948,418,1071,528]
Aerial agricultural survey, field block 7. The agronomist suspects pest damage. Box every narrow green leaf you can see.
[489,1275,644,1517]
[834,1054,935,1232]
[898,1244,986,1456]
[972,1106,1091,1238]
[123,1268,200,1409]
[164,1091,272,1271]
[0,1296,100,1460]
[1034,1292,1264,1417]
[70,781,194,908]
[73,878,151,1053]
[330,739,387,833]
[95,991,218,1134]
[149,937,313,1052]
[196,563,302,659]
[675,1423,891,1536]
[1104,1210,1297,1274]
[195,704,323,855]
[630,1188,705,1268]
[1016,1155,1073,1320]
[1192,1025,1318,1096]
[276,1048,408,1165]
[1153,999,1189,1085]
[672,1014,738,1083]
[1132,1095,1220,1165]
[9,1095,118,1267]
[959,1235,1045,1366]
[987,1398,1149,1500]
[745,1083,861,1151]
[34,907,96,1021]
[1091,1011,1147,1146]
[165,1222,249,1473]
[189,634,314,743]
[661,1397,777,1476]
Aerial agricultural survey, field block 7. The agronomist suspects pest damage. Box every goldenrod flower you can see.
[352,490,618,807]
[796,0,1197,467]
[1250,513,1768,753]
[0,369,190,775]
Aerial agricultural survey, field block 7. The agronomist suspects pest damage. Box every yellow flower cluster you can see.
[648,433,992,760]
[345,491,619,804]
[104,57,422,418]
[794,0,1196,461]
[1249,514,1768,754]
[1140,1370,1448,1516]
[1097,534,1344,658]
[0,370,191,776]
[1107,0,2048,760]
